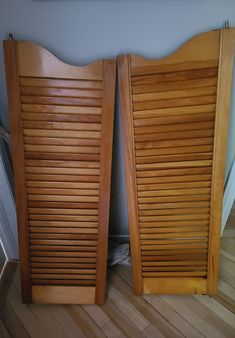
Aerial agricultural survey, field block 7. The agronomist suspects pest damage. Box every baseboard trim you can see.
[221,157,235,235]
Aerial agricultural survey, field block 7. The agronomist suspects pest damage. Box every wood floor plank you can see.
[111,270,183,337]
[101,299,145,338]
[179,295,235,337]
[107,284,150,332]
[114,265,203,338]
[65,305,106,338]
[6,285,48,338]
[48,305,87,338]
[195,294,235,330]
[0,320,11,338]
[0,301,30,338]
[143,295,204,338]
[161,294,226,337]
[27,304,69,338]
[83,304,125,338]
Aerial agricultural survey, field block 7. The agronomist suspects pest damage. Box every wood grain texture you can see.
[207,28,235,295]
[95,59,116,304]
[118,55,143,294]
[118,29,233,295]
[4,39,116,304]
[4,40,32,302]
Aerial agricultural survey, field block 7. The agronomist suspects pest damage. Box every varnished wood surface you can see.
[118,28,235,295]
[4,40,115,304]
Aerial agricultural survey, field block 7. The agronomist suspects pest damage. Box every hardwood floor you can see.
[0,205,235,338]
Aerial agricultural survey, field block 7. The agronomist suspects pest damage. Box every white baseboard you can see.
[221,157,235,235]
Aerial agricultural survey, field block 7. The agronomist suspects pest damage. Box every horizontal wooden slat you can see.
[138,187,211,198]
[21,95,102,107]
[30,251,97,257]
[142,271,207,277]
[31,263,96,269]
[26,166,99,175]
[23,120,101,131]
[30,244,97,257]
[141,249,208,257]
[22,104,102,115]
[142,266,207,272]
[27,181,99,189]
[24,136,100,146]
[30,257,96,263]
[136,153,213,164]
[138,181,210,191]
[136,160,212,171]
[27,187,98,196]
[140,226,209,234]
[26,174,99,183]
[140,219,209,227]
[136,166,212,178]
[29,244,97,252]
[28,214,98,221]
[29,221,98,228]
[133,87,216,103]
[29,239,97,246]
[137,201,211,210]
[23,129,100,139]
[133,104,216,119]
[30,250,97,260]
[31,268,96,274]
[28,208,98,215]
[27,187,99,196]
[31,274,96,280]
[135,123,214,140]
[134,113,215,129]
[28,195,99,203]
[141,239,208,246]
[135,137,214,150]
[139,214,209,221]
[25,160,100,168]
[138,195,210,204]
[25,152,100,162]
[136,145,213,157]
[141,243,208,250]
[29,233,97,240]
[142,260,207,266]
[133,95,216,112]
[137,174,211,185]
[27,201,99,209]
[21,86,102,98]
[131,67,218,85]
[29,227,98,234]
[135,130,214,144]
[139,208,210,216]
[140,232,208,240]
[22,112,101,123]
[132,77,217,94]
[20,77,103,90]
[31,280,96,286]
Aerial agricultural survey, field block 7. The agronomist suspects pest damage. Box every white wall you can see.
[0,0,235,236]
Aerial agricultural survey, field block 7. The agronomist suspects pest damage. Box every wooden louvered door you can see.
[4,40,116,304]
[118,29,235,295]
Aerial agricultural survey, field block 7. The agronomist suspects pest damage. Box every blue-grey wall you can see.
[0,0,235,236]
